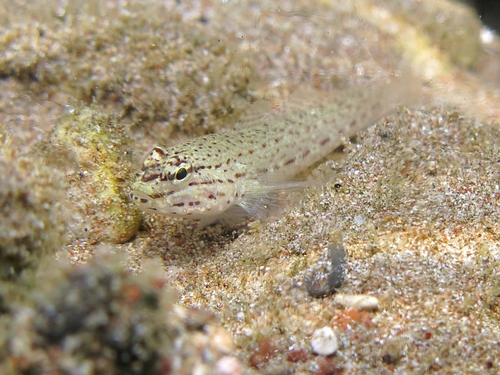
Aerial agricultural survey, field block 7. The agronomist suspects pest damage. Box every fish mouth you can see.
[130,184,163,214]
[130,183,154,206]
[131,181,155,197]
[131,181,166,201]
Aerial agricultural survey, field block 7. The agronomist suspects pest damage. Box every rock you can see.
[216,356,243,375]
[305,243,347,297]
[311,327,338,356]
[334,294,380,311]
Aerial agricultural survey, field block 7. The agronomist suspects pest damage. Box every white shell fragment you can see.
[311,326,338,356]
[334,294,380,310]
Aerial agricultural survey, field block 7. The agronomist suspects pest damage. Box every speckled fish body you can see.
[131,77,419,223]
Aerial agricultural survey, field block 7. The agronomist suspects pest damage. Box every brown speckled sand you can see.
[1,0,500,373]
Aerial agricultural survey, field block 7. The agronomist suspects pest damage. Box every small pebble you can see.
[327,243,347,289]
[208,326,234,354]
[334,294,379,310]
[249,337,282,368]
[216,356,242,375]
[305,243,347,297]
[286,348,310,363]
[311,327,338,356]
[178,305,217,330]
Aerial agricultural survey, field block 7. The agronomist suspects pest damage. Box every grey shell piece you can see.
[305,243,347,298]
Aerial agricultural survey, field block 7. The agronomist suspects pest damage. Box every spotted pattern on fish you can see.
[131,77,419,223]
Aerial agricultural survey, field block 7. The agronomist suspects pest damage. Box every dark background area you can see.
[468,0,500,31]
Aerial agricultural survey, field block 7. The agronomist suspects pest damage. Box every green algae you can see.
[48,107,142,244]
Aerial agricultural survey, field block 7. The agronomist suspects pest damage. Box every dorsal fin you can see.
[233,86,339,130]
[279,86,338,115]
[233,99,274,130]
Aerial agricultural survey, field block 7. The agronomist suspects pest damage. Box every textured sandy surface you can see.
[1,0,500,374]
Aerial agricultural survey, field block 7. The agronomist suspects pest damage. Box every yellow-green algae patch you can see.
[48,107,141,244]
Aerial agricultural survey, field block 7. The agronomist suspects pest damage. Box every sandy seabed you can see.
[1,0,500,374]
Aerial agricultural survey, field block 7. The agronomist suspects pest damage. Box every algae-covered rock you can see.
[6,250,175,375]
[0,143,68,280]
[2,249,244,375]
[49,107,142,244]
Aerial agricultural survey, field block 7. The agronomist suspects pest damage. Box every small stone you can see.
[178,306,217,330]
[327,244,347,290]
[208,326,234,354]
[311,327,338,356]
[216,356,242,375]
[334,294,379,310]
[314,357,343,375]
[333,308,374,331]
[249,337,282,368]
[380,336,407,365]
[286,348,310,363]
[305,243,347,297]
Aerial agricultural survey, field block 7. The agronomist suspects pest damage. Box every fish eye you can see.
[175,167,188,181]
[168,159,192,185]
